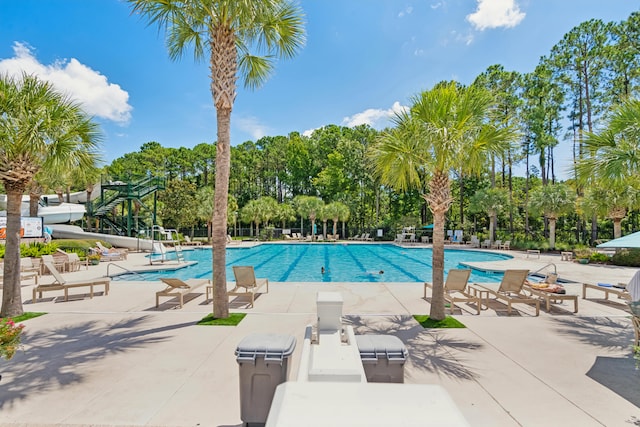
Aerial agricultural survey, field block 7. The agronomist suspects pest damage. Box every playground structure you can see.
[1,175,170,250]
[88,176,166,238]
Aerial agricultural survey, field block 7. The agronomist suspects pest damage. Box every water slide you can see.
[50,224,157,251]
[0,183,101,224]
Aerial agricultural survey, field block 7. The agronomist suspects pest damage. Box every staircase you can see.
[90,176,166,237]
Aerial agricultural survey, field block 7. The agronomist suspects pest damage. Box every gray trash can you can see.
[235,333,296,426]
[356,334,408,383]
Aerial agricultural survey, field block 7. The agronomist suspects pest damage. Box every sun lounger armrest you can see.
[424,281,433,298]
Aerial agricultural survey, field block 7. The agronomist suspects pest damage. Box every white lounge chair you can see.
[472,269,539,316]
[156,278,209,308]
[424,269,481,314]
[225,266,269,308]
[33,261,110,302]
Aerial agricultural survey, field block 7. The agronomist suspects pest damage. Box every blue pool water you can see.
[120,243,510,283]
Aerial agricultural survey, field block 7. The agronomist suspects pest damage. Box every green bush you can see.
[574,248,592,259]
[56,239,97,257]
[0,242,59,258]
[611,249,640,267]
[259,227,275,241]
[589,252,610,263]
[0,239,97,259]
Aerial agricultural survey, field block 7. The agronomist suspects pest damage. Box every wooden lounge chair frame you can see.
[209,266,268,308]
[156,278,209,308]
[182,236,203,246]
[424,269,481,314]
[523,284,578,313]
[33,261,110,302]
[471,269,540,316]
[95,242,128,261]
[582,283,631,301]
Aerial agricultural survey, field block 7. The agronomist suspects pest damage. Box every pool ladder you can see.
[529,263,557,278]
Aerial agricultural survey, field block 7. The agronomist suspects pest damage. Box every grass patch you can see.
[413,315,466,329]
[197,313,246,326]
[2,312,46,323]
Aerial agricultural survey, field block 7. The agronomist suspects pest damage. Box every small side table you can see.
[560,251,573,261]
[468,285,490,310]
[526,249,541,259]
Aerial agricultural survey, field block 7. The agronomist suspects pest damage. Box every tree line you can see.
[100,12,640,248]
[3,9,640,320]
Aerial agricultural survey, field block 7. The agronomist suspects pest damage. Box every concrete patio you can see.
[1,247,639,426]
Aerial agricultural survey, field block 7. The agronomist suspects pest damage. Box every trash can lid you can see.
[235,333,297,363]
[356,334,408,360]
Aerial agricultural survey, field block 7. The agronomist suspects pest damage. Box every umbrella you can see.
[596,231,640,249]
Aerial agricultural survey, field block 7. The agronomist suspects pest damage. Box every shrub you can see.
[574,248,592,260]
[56,239,96,257]
[611,249,640,267]
[589,252,610,263]
[0,318,25,361]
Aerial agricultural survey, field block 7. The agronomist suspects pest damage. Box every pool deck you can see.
[1,244,639,426]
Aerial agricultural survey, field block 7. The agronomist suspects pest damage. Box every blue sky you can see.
[1,0,638,176]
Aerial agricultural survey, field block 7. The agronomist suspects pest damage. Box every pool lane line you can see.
[341,244,368,275]
[323,244,332,282]
[188,244,289,279]
[361,245,423,282]
[279,244,310,282]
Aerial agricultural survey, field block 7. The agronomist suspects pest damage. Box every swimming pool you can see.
[120,243,511,283]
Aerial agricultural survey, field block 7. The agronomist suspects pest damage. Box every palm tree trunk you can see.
[1,191,25,317]
[489,213,496,243]
[613,218,623,239]
[29,193,39,217]
[425,170,452,321]
[212,108,231,319]
[549,218,557,249]
[430,208,446,321]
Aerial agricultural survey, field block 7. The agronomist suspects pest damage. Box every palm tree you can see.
[0,73,102,317]
[241,199,263,237]
[325,201,348,237]
[336,202,350,239]
[469,187,508,243]
[256,196,279,236]
[529,183,576,249]
[275,202,296,230]
[581,185,637,239]
[319,204,333,238]
[128,0,305,318]
[195,186,214,240]
[370,82,513,321]
[294,196,324,240]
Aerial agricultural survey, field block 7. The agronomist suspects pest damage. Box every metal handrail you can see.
[529,263,557,277]
[106,262,147,280]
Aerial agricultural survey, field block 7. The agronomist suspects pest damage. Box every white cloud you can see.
[398,6,413,18]
[341,102,408,129]
[454,30,475,46]
[430,2,444,10]
[302,127,320,137]
[0,42,132,124]
[235,116,269,140]
[466,0,525,30]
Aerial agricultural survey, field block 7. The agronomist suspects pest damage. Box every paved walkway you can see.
[1,247,639,426]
